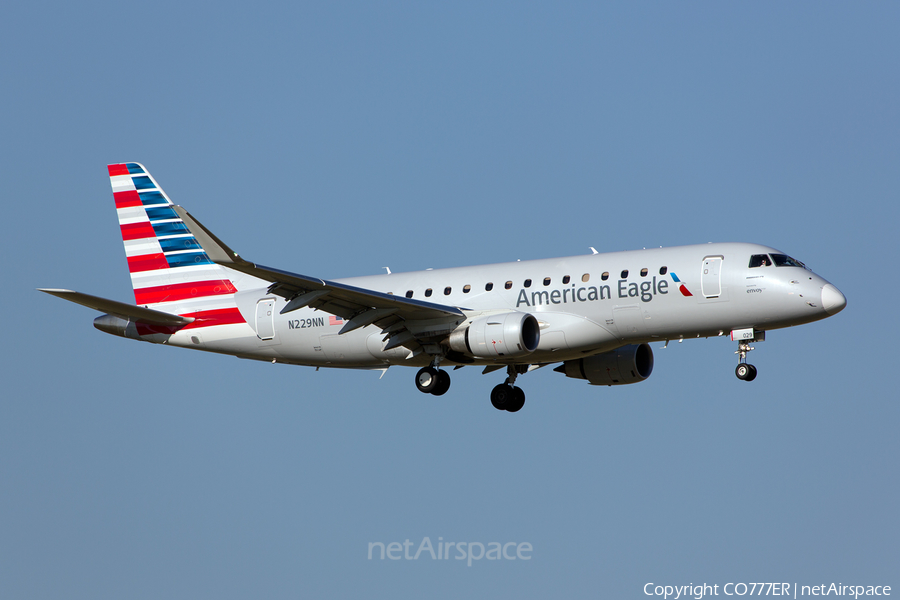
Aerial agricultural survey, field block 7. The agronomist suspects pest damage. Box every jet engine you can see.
[554,343,654,386]
[448,312,540,359]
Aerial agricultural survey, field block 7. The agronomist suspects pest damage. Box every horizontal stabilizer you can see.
[38,289,194,325]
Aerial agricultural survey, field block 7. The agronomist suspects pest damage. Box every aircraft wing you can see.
[38,289,194,325]
[173,206,465,346]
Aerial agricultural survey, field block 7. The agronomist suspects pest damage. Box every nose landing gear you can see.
[735,340,758,381]
[735,362,757,381]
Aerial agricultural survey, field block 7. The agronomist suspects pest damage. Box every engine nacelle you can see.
[555,343,654,386]
[448,312,540,359]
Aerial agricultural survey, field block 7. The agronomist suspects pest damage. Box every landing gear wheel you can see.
[416,367,439,393]
[490,383,513,410]
[505,387,526,413]
[745,364,757,381]
[431,370,451,396]
[735,363,757,381]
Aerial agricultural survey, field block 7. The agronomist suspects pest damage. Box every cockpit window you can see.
[770,253,807,269]
[749,254,771,268]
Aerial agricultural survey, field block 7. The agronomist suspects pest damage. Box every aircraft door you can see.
[256,298,276,340]
[701,256,723,298]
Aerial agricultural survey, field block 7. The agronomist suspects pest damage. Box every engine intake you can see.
[555,343,654,386]
[449,312,540,359]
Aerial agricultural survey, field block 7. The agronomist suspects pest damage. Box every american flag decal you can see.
[329,315,343,326]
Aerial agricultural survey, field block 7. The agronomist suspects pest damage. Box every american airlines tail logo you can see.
[669,272,693,297]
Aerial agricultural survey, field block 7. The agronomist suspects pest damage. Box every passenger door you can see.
[701,256,723,298]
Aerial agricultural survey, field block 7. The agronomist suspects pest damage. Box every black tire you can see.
[431,370,451,396]
[490,384,513,410]
[735,363,751,381]
[745,364,758,382]
[416,367,439,393]
[506,387,526,413]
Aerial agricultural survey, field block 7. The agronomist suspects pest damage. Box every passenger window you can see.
[463,285,471,294]
[749,254,771,268]
[543,277,551,286]
[562,275,570,284]
[601,272,609,281]
[405,290,413,298]
[621,270,629,278]
[505,281,513,290]
[524,279,532,288]
[425,288,433,297]
[485,282,493,291]
[640,268,648,277]
[444,287,451,295]
[659,266,667,275]
[582,273,590,282]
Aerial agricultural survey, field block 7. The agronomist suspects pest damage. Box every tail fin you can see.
[108,163,243,325]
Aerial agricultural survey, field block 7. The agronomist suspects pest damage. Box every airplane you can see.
[40,163,847,413]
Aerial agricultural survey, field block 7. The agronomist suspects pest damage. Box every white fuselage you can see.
[156,242,840,369]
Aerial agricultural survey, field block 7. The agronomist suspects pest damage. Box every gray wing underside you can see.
[172,206,465,352]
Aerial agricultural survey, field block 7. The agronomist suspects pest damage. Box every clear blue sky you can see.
[2,2,897,598]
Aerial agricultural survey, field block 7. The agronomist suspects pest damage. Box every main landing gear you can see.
[414,363,527,412]
[490,381,525,413]
[415,365,451,396]
[490,366,526,413]
[735,340,758,382]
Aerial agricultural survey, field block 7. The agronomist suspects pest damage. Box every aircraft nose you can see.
[821,284,847,315]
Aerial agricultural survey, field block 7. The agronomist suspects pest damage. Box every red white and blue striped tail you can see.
[108,163,245,329]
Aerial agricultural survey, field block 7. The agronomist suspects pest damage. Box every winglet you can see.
[171,205,244,266]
